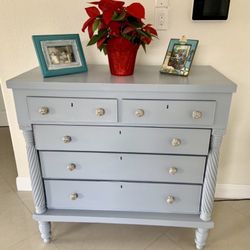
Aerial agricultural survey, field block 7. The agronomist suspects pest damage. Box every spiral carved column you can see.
[200,129,224,221]
[23,130,51,242]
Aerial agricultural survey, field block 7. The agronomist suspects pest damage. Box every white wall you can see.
[0,0,249,194]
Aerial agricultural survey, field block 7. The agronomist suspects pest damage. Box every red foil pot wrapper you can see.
[107,37,139,76]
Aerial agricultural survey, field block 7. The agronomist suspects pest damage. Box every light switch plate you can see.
[155,7,168,30]
[155,0,169,7]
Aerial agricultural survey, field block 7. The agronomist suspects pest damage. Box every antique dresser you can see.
[7,65,236,249]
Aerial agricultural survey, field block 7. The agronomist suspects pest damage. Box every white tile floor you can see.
[0,127,250,250]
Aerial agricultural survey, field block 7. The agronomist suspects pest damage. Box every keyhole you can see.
[120,156,123,160]
[120,185,123,189]
[119,130,122,135]
[71,102,74,108]
[166,105,169,109]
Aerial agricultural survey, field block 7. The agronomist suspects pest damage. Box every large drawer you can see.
[27,97,118,123]
[34,125,211,155]
[44,180,202,214]
[121,99,216,126]
[40,152,206,184]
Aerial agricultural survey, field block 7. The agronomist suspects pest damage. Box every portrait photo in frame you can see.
[160,38,199,76]
[32,34,88,77]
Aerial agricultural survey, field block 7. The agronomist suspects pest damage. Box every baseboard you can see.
[16,177,31,191]
[215,184,250,199]
[16,177,250,199]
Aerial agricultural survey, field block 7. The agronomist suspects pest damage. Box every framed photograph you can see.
[160,38,199,76]
[32,34,88,77]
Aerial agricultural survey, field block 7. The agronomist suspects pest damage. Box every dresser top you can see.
[7,65,236,93]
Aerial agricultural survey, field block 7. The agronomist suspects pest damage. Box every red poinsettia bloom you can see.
[82,0,158,54]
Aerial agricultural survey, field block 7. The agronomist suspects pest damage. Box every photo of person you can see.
[47,45,76,65]
[160,38,199,76]
[168,44,191,70]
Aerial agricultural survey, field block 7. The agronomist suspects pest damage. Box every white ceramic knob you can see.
[169,167,178,175]
[70,193,78,200]
[39,107,49,115]
[63,136,72,143]
[135,109,145,117]
[171,138,181,147]
[192,111,203,119]
[67,163,76,171]
[96,108,105,117]
[166,195,175,204]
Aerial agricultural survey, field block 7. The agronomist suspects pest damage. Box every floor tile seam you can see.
[143,232,166,250]
[143,231,176,250]
[2,237,29,250]
[15,193,34,214]
[2,177,18,193]
[164,229,191,249]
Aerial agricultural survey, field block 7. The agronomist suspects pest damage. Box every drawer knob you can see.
[192,111,203,119]
[63,136,72,143]
[135,109,145,117]
[96,108,105,117]
[171,138,182,147]
[39,107,49,115]
[166,195,175,204]
[169,167,178,175]
[67,163,76,171]
[70,193,78,200]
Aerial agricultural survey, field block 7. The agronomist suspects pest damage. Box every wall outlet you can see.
[155,7,168,30]
[155,0,169,7]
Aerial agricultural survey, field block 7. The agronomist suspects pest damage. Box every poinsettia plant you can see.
[82,0,158,54]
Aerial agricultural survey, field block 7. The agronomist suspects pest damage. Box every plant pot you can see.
[106,37,139,76]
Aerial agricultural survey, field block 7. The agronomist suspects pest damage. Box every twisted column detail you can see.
[23,130,46,214]
[200,129,224,221]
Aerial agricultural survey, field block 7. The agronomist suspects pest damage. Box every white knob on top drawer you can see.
[62,136,72,143]
[67,163,76,171]
[135,109,145,117]
[171,138,182,147]
[39,107,49,115]
[96,108,105,117]
[169,167,178,175]
[70,193,78,200]
[192,111,203,119]
[166,195,175,204]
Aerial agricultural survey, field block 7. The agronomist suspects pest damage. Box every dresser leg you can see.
[195,228,209,249]
[38,221,51,243]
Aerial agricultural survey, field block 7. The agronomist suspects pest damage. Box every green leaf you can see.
[112,10,126,21]
[127,16,142,28]
[122,33,133,41]
[87,35,101,46]
[92,19,100,33]
[87,29,108,46]
[141,43,146,53]
[137,29,151,38]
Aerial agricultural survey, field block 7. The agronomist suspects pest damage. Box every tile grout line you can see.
[143,232,166,250]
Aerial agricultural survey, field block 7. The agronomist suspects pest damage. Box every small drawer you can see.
[27,97,117,123]
[44,180,202,214]
[121,99,216,126]
[40,152,206,184]
[34,125,211,155]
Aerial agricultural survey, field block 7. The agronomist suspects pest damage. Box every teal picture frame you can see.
[160,38,199,76]
[32,34,88,77]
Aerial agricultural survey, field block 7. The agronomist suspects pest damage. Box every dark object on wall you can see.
[192,0,230,20]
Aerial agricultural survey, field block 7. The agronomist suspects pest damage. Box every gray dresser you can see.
[7,65,236,249]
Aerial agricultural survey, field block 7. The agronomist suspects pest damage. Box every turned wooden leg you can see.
[195,228,209,249]
[38,221,51,243]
